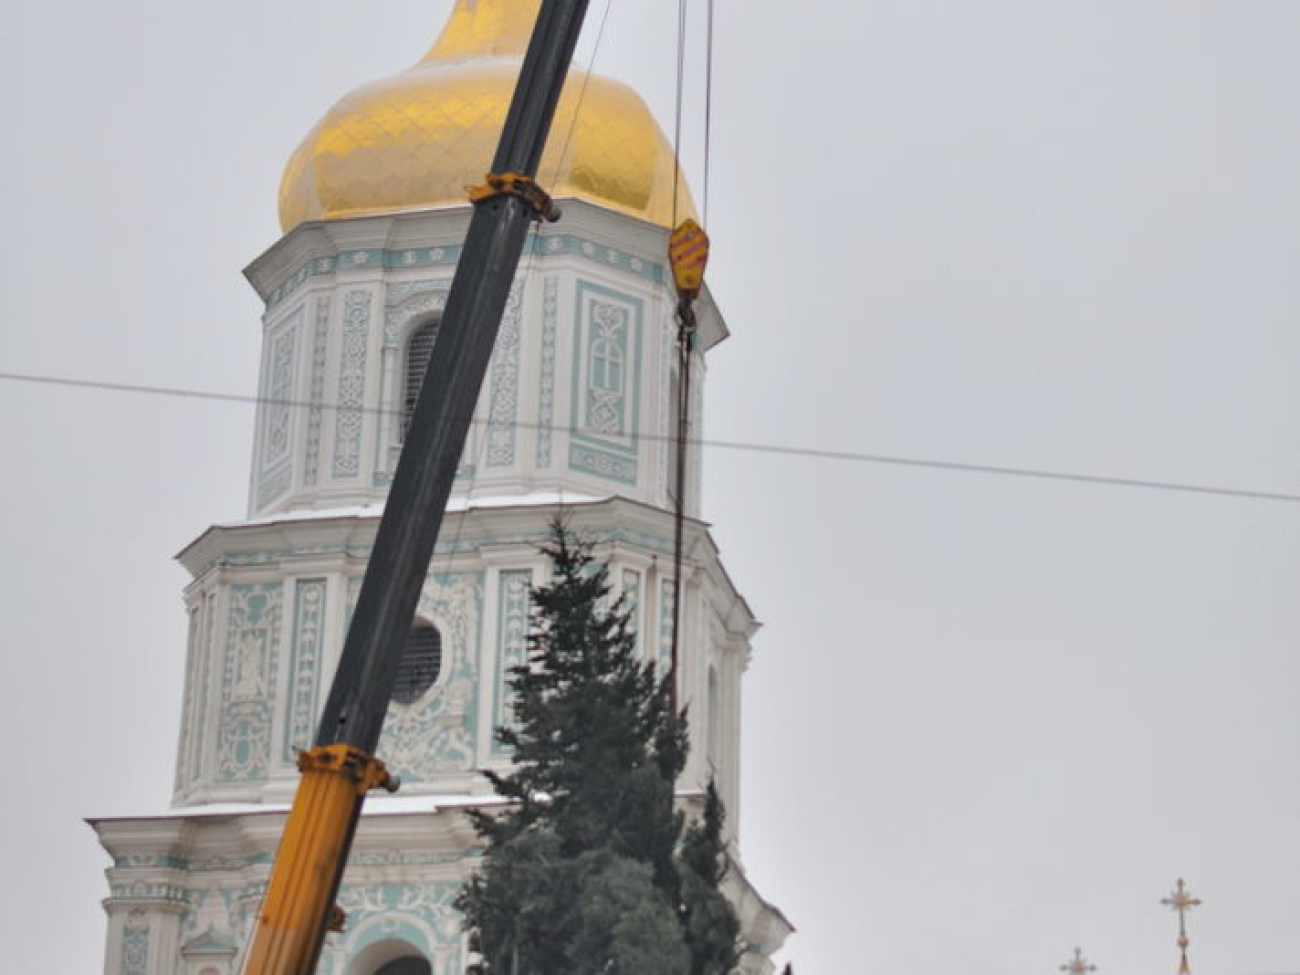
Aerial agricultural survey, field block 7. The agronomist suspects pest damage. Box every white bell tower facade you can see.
[90,4,789,973]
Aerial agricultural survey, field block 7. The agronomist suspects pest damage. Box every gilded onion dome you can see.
[279,0,696,231]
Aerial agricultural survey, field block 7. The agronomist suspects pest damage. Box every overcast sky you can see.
[3,2,1299,973]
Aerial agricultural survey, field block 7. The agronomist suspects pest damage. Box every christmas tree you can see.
[458,522,740,974]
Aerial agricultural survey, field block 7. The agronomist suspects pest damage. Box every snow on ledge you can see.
[90,794,509,824]
[226,490,609,530]
[92,789,705,825]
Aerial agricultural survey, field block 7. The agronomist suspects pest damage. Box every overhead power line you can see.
[2,368,1298,505]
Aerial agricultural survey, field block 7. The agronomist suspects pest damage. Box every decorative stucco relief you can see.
[339,571,483,784]
[658,576,675,673]
[491,569,532,757]
[330,881,466,975]
[485,279,524,468]
[216,584,283,782]
[121,912,150,975]
[332,290,371,479]
[283,578,328,762]
[536,275,558,469]
[304,296,331,485]
[569,282,642,485]
[257,309,301,507]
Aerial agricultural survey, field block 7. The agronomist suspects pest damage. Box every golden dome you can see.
[279,0,696,232]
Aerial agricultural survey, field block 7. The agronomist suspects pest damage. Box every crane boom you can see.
[241,3,591,971]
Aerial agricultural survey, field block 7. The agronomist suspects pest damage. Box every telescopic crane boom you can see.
[240,3,591,971]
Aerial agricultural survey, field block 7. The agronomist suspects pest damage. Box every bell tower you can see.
[90,4,790,972]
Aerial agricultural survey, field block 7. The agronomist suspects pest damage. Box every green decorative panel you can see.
[658,577,675,673]
[216,584,284,782]
[569,281,642,485]
[485,280,524,468]
[492,569,532,757]
[304,295,331,485]
[262,235,662,311]
[120,916,149,975]
[530,234,665,284]
[333,290,371,479]
[257,308,301,507]
[265,246,464,309]
[536,275,559,469]
[283,578,328,762]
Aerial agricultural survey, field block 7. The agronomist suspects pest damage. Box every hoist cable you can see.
[667,0,694,707]
[539,0,614,197]
[670,0,688,231]
[669,309,694,705]
[703,0,715,223]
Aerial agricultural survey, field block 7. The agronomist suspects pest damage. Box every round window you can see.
[391,623,442,705]
[374,958,431,975]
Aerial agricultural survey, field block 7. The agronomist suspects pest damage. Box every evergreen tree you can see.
[457,523,740,974]
[679,782,742,974]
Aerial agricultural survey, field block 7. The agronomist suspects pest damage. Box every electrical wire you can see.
[3,369,1298,505]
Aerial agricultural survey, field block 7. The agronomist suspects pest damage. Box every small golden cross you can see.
[1161,878,1203,974]
[1060,946,1097,975]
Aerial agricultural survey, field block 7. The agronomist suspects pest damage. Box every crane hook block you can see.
[669,219,710,300]
[468,172,562,222]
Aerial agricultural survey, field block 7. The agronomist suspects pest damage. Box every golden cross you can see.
[1060,947,1097,975]
[1161,878,1203,975]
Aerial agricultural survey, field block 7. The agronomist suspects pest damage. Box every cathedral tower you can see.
[90,4,789,972]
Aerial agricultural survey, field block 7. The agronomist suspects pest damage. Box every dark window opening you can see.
[374,958,431,975]
[403,318,441,439]
[391,623,442,705]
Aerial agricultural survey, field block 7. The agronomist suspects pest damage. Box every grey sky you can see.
[3,2,1298,973]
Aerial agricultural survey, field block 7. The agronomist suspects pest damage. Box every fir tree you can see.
[457,523,740,974]
[679,781,741,974]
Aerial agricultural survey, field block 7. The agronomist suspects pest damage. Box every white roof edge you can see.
[91,788,708,824]
[221,490,611,531]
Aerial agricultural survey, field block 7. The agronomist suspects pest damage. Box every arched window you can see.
[589,337,624,394]
[403,317,441,439]
[391,622,442,705]
[374,958,431,975]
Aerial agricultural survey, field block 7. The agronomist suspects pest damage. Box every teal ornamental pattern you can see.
[333,290,371,479]
[569,281,642,485]
[257,308,301,507]
[216,583,284,782]
[283,578,328,762]
[485,279,524,468]
[375,571,484,783]
[536,275,558,468]
[330,881,467,975]
[120,916,149,975]
[491,569,533,757]
[303,294,331,485]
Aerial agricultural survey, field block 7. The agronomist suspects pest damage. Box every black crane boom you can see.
[241,4,591,971]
